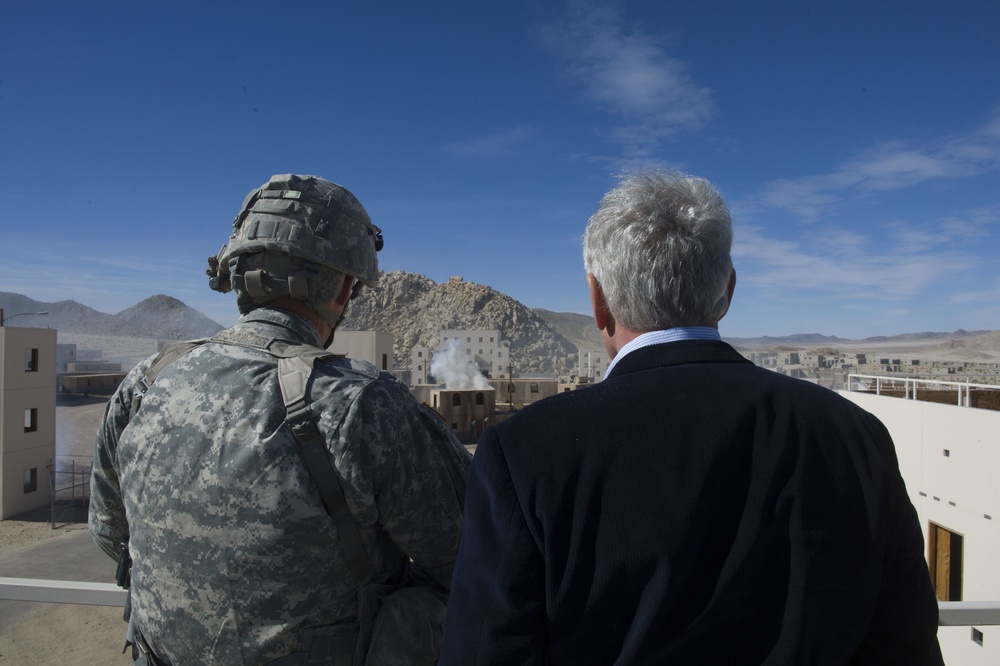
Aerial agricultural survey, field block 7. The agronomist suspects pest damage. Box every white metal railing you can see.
[0,576,125,606]
[1,577,998,626]
[847,374,1000,407]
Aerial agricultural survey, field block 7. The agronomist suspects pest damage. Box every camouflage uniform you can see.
[90,307,471,665]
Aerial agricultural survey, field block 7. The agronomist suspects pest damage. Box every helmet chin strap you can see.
[308,299,341,348]
[311,280,360,347]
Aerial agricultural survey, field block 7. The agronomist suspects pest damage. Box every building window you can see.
[23,468,38,493]
[479,337,483,342]
[417,351,423,358]
[452,394,462,406]
[466,349,471,355]
[479,349,483,355]
[972,628,984,646]
[928,523,963,601]
[381,353,388,370]
[490,337,494,342]
[467,337,471,342]
[530,383,539,393]
[25,348,40,372]
[24,408,38,432]
[476,392,484,405]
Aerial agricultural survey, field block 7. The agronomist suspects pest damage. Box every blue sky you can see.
[2,1,998,339]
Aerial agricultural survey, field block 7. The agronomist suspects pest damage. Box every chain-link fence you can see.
[49,456,92,528]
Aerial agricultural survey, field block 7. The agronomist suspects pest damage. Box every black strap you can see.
[278,355,371,581]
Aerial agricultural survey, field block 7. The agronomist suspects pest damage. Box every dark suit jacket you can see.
[439,340,943,665]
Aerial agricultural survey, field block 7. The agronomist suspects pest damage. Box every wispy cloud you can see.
[759,107,1000,220]
[733,212,982,303]
[443,125,537,159]
[540,3,714,157]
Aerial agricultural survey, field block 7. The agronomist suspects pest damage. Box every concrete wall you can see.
[1,327,57,519]
[840,390,1000,664]
[330,331,394,371]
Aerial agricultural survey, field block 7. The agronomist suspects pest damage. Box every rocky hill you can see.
[343,271,582,374]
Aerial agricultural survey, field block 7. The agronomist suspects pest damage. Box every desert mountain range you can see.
[3,271,999,373]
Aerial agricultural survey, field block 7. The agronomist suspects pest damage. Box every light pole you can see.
[0,310,49,326]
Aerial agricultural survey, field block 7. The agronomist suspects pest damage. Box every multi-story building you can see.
[841,381,1000,664]
[578,348,608,382]
[0,325,57,519]
[436,329,508,377]
[410,345,432,385]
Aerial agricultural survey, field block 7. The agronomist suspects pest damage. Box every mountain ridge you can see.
[3,283,997,372]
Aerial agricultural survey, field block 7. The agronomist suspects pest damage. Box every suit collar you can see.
[606,339,751,379]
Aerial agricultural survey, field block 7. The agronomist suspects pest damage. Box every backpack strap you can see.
[131,339,209,414]
[277,354,371,582]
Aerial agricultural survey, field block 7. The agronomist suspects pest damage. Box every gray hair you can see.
[583,170,733,331]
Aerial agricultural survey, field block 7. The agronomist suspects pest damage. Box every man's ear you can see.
[727,269,737,305]
[587,274,613,333]
[334,276,356,307]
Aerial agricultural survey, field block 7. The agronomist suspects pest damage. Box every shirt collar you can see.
[238,307,324,348]
[604,326,721,378]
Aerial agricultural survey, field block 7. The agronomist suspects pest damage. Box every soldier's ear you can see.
[334,276,356,307]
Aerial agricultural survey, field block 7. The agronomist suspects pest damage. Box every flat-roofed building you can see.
[841,382,1000,664]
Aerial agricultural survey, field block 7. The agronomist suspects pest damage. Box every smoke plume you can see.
[430,338,491,390]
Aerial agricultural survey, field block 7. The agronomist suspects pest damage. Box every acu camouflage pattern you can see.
[211,174,381,290]
[89,308,470,665]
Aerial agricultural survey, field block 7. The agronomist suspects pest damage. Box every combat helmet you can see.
[207,174,382,326]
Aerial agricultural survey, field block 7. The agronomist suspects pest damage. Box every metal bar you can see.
[0,577,126,607]
[939,601,1000,626]
[4,575,998,626]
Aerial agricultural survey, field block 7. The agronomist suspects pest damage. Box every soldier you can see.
[90,174,471,665]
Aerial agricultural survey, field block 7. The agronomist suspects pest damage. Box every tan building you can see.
[1,325,57,519]
[423,388,496,443]
[330,330,394,371]
[489,376,559,409]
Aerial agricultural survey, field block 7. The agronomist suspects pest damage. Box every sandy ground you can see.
[0,510,133,665]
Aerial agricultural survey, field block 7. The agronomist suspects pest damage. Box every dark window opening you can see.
[23,467,38,493]
[24,408,38,432]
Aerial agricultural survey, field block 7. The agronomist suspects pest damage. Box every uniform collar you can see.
[237,307,325,348]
